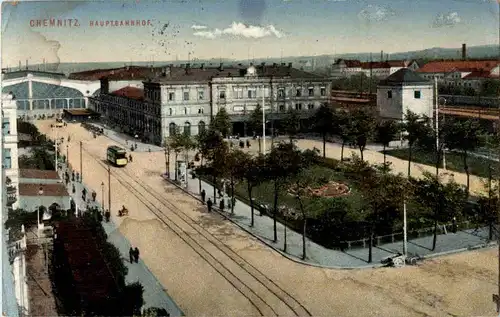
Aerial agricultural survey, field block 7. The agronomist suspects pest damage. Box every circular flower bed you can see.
[289,181,350,198]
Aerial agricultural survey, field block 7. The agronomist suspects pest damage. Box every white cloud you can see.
[191,24,208,30]
[192,22,284,39]
[433,12,461,27]
[357,5,395,22]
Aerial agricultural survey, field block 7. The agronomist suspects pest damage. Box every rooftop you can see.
[111,86,144,100]
[2,70,66,81]
[418,60,499,73]
[378,68,430,86]
[63,109,99,116]
[20,169,59,180]
[149,64,324,83]
[19,183,69,197]
[462,70,499,79]
[68,66,167,81]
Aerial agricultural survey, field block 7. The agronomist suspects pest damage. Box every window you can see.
[219,90,226,99]
[184,122,191,136]
[184,107,188,115]
[387,91,392,99]
[169,108,173,116]
[169,123,177,136]
[183,91,189,101]
[247,89,256,99]
[198,108,204,114]
[307,104,314,110]
[308,87,314,96]
[279,104,285,111]
[2,119,10,135]
[233,87,243,99]
[278,88,285,98]
[295,103,302,110]
[320,87,326,96]
[414,91,421,99]
[169,92,175,101]
[198,90,204,100]
[296,88,302,97]
[3,148,11,169]
[198,121,206,133]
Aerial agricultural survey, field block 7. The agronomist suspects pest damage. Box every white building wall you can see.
[2,93,19,209]
[377,84,434,120]
[108,80,145,92]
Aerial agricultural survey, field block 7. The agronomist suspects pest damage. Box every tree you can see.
[311,104,335,158]
[193,129,208,193]
[402,110,425,177]
[198,128,228,203]
[266,142,303,242]
[142,307,170,317]
[210,107,231,137]
[375,120,401,166]
[481,78,500,97]
[415,116,446,177]
[336,110,355,161]
[350,108,376,161]
[224,149,248,215]
[444,119,484,195]
[288,149,319,259]
[236,153,266,227]
[283,109,301,143]
[411,172,467,251]
[248,104,264,151]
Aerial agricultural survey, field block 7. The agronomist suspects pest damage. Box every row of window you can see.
[167,90,205,102]
[3,148,11,169]
[168,121,206,136]
[15,99,84,110]
[167,107,204,116]
[387,90,422,99]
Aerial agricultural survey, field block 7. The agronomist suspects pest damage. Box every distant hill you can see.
[10,44,498,75]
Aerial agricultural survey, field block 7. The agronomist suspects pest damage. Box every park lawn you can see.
[384,148,497,179]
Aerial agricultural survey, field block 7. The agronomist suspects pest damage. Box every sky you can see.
[0,0,499,66]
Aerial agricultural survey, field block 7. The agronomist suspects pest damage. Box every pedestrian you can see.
[129,154,133,162]
[219,199,225,211]
[133,247,140,263]
[201,189,206,204]
[246,140,250,148]
[207,198,213,212]
[452,216,457,233]
[129,247,134,263]
[217,189,222,198]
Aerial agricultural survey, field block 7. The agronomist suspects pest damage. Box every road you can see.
[37,120,499,317]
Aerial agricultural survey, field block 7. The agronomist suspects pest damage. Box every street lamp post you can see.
[438,96,447,170]
[37,185,43,229]
[101,181,104,212]
[164,145,170,178]
[107,164,111,213]
[79,141,83,182]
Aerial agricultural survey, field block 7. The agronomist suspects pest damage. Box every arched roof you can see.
[2,81,85,99]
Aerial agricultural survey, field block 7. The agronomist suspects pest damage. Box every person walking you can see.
[129,247,134,263]
[133,247,140,263]
[219,199,225,211]
[207,198,213,213]
[201,189,206,204]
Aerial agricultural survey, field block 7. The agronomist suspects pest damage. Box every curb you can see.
[420,241,497,260]
[161,175,384,270]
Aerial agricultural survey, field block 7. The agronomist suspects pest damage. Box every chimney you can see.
[462,43,467,60]
[219,63,224,71]
[100,78,109,94]
[380,51,383,62]
[200,63,205,69]
[18,61,21,70]
[273,63,277,67]
[185,63,190,74]
[25,59,28,70]
[288,62,292,68]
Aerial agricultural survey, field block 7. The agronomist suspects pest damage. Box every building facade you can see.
[377,68,434,121]
[2,93,20,210]
[331,59,419,79]
[91,63,332,144]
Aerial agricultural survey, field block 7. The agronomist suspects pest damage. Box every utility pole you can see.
[369,53,373,94]
[262,84,266,154]
[108,164,111,213]
[54,128,58,171]
[493,1,500,313]
[79,141,83,182]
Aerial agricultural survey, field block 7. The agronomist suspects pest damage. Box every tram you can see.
[106,146,128,167]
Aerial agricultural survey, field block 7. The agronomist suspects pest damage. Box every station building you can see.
[89,63,332,145]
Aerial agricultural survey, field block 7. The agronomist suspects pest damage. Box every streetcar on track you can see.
[107,145,128,167]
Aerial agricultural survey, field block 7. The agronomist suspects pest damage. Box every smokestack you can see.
[380,50,383,62]
[219,63,224,71]
[462,43,467,60]
[185,63,190,74]
[288,62,292,68]
[25,59,28,70]
[18,61,21,71]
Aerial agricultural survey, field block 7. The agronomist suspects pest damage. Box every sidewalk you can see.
[169,170,494,269]
[92,123,164,153]
[60,164,183,316]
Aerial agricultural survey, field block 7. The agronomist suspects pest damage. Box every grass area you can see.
[385,148,498,179]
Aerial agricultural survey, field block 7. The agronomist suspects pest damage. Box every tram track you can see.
[82,146,312,317]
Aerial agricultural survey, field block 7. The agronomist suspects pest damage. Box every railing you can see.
[342,220,485,250]
[439,95,499,108]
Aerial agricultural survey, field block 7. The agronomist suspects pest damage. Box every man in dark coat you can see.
[207,198,213,212]
[201,189,206,204]
[133,247,140,263]
[129,247,134,263]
